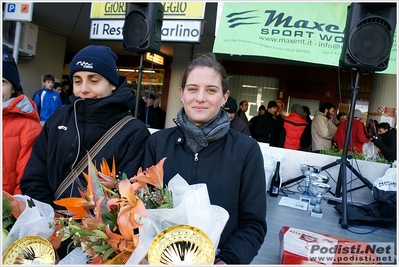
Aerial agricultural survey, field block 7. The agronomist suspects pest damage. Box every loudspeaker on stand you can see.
[339,3,396,72]
[123,3,164,54]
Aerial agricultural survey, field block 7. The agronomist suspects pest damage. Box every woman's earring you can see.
[181,100,184,104]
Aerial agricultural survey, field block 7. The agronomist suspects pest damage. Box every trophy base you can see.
[311,211,323,218]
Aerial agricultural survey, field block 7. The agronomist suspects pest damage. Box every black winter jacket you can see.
[255,111,280,145]
[143,126,267,264]
[374,128,397,163]
[21,77,150,208]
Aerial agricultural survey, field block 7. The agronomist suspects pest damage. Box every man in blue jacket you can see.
[32,74,62,124]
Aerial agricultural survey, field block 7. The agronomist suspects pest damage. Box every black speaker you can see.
[123,3,164,54]
[339,3,396,72]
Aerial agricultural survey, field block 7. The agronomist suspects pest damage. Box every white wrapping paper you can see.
[2,195,55,255]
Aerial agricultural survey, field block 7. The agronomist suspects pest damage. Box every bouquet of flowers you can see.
[126,174,230,265]
[53,155,172,264]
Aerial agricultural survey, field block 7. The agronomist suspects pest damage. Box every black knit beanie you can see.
[223,96,238,113]
[267,101,277,109]
[69,45,119,87]
[3,44,21,92]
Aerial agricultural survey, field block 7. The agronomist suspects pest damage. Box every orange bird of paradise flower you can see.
[53,154,105,219]
[97,157,118,192]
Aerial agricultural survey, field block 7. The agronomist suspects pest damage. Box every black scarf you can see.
[174,108,230,153]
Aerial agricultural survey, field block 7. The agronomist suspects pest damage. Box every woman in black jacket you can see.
[143,53,267,264]
[21,45,150,207]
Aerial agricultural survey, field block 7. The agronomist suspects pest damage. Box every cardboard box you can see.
[279,226,390,264]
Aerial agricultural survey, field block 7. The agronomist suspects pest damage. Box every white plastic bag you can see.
[362,141,379,161]
[2,195,55,254]
[372,168,397,193]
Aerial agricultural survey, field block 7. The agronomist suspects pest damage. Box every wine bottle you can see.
[269,161,281,197]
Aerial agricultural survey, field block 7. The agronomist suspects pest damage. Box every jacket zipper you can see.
[192,152,199,184]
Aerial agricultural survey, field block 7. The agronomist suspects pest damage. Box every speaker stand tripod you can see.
[134,53,145,118]
[281,70,373,229]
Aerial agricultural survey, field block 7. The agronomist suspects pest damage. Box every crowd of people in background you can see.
[236,98,396,164]
[199,94,396,165]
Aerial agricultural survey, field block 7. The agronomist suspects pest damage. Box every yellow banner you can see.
[90,2,205,19]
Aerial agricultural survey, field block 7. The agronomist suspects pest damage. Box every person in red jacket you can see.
[333,109,372,154]
[280,104,307,149]
[2,44,42,195]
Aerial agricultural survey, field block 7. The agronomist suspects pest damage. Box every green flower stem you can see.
[101,186,119,198]
[68,225,97,236]
[103,247,116,260]
[92,229,110,240]
[94,243,112,254]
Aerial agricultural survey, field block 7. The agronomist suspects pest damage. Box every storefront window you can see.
[228,74,279,120]
[118,67,164,107]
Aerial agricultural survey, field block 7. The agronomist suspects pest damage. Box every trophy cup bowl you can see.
[300,164,321,176]
[300,164,312,177]
[311,182,331,218]
[311,174,329,184]
[148,224,215,265]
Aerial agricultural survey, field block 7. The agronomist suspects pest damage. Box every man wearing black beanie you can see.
[20,45,151,260]
[249,105,266,139]
[254,100,280,145]
[222,96,251,136]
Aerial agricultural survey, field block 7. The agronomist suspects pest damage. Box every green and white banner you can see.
[213,2,396,74]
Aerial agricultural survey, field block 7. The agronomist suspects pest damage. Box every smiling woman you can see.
[143,52,267,264]
[179,66,227,126]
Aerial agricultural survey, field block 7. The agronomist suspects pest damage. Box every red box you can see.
[279,226,387,264]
